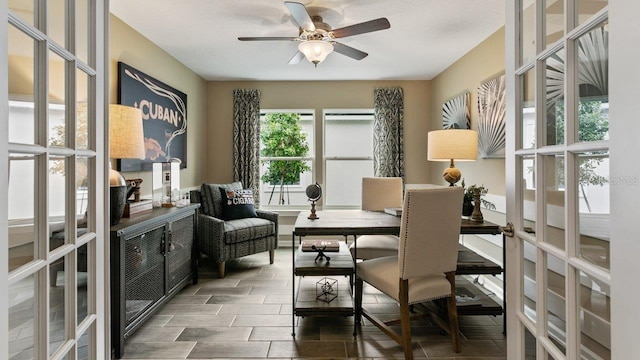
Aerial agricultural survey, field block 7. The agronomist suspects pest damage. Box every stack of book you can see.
[301,239,340,252]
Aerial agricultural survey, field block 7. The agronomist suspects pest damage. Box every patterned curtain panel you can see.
[233,89,261,207]
[373,87,405,179]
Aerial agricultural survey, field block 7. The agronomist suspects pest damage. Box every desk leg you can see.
[292,232,295,337]
[353,235,357,337]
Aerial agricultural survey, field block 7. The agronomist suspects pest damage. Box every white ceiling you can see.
[110,0,505,81]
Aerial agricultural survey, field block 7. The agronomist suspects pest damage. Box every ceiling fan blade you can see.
[331,18,390,38]
[284,1,315,31]
[288,51,305,65]
[333,42,368,60]
[238,36,298,41]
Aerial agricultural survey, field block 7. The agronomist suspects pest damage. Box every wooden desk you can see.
[291,210,504,335]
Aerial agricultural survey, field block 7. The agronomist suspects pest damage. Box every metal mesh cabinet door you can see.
[166,213,195,292]
[124,225,166,326]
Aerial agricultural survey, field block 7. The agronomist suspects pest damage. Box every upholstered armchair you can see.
[191,182,278,277]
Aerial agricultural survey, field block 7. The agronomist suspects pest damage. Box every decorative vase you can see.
[462,199,474,217]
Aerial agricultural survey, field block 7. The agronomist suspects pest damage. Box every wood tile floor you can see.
[121,247,506,359]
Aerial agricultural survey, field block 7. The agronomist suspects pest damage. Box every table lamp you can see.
[109,104,145,225]
[427,129,478,186]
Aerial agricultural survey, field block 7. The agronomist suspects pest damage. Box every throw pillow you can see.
[219,188,257,220]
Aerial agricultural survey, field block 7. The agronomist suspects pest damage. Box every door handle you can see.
[500,222,514,237]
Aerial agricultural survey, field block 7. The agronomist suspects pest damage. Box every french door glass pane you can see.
[521,156,536,231]
[576,22,609,144]
[49,0,66,47]
[545,0,564,49]
[523,240,537,323]
[77,243,89,325]
[520,0,536,65]
[49,157,68,252]
[577,151,609,270]
[578,269,611,359]
[49,50,67,148]
[546,252,566,355]
[545,51,565,146]
[8,24,36,145]
[8,0,35,26]
[577,0,608,27]
[77,157,90,218]
[544,154,565,251]
[77,69,90,150]
[76,0,90,63]
[77,323,94,360]
[9,274,36,359]
[525,325,537,359]
[521,68,536,149]
[325,159,374,207]
[8,154,37,272]
[50,257,67,355]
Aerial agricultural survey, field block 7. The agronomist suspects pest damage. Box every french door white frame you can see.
[506,0,640,359]
[1,0,109,358]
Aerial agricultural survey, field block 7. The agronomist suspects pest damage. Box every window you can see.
[323,109,375,208]
[259,110,314,207]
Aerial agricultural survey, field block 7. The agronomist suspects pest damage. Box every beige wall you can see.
[109,14,208,196]
[206,81,432,185]
[429,27,506,196]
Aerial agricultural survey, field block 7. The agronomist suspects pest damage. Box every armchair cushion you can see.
[223,217,275,245]
[219,188,257,220]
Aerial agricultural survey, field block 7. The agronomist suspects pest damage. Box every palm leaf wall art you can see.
[442,91,470,129]
[477,74,506,158]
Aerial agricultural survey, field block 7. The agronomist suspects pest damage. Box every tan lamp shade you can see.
[427,129,478,162]
[109,104,145,160]
[109,104,145,187]
[427,129,478,186]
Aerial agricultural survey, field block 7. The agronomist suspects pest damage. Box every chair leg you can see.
[217,262,225,278]
[399,279,413,360]
[355,277,363,323]
[446,271,461,353]
[269,249,275,264]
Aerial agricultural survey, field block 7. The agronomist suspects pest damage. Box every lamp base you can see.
[110,185,127,226]
[443,166,462,186]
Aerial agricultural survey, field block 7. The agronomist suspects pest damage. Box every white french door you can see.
[505,0,613,359]
[2,0,109,358]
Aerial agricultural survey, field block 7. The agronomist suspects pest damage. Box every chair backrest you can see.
[200,182,243,218]
[398,186,463,279]
[361,177,403,211]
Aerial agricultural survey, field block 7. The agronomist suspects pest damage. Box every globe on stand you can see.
[306,183,322,220]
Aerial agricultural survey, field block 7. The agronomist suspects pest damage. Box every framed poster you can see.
[117,62,187,171]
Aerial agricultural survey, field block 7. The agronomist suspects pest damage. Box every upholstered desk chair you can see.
[349,177,403,260]
[355,187,464,360]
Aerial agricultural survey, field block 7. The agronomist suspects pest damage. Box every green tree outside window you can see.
[261,112,310,205]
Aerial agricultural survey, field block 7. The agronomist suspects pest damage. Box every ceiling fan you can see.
[238,1,390,66]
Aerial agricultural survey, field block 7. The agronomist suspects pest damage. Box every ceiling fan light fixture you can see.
[298,40,333,66]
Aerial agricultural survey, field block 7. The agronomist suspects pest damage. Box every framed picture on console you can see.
[117,61,188,171]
